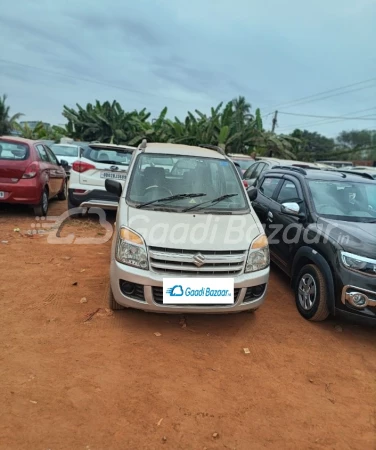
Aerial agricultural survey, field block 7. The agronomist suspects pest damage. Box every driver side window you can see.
[277,181,301,204]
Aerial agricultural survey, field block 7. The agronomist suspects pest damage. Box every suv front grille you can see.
[148,246,247,276]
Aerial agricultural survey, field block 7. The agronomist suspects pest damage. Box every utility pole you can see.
[271,110,278,133]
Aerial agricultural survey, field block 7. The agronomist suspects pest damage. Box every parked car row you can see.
[1,136,375,325]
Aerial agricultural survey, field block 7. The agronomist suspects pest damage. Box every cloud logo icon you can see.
[166,285,184,296]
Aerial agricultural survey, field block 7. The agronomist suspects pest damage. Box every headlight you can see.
[116,227,148,270]
[341,251,376,275]
[245,234,270,273]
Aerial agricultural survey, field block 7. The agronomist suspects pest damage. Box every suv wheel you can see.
[108,285,125,310]
[295,264,330,321]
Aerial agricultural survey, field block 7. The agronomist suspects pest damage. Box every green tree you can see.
[290,129,335,160]
[0,94,23,135]
[61,97,300,159]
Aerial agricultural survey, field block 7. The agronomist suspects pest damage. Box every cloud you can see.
[0,0,375,137]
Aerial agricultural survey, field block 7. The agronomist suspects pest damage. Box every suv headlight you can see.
[115,227,148,270]
[341,251,376,275]
[245,234,270,273]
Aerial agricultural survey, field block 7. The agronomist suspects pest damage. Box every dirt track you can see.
[0,200,375,450]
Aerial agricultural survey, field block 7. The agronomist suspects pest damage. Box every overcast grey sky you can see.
[1,0,375,137]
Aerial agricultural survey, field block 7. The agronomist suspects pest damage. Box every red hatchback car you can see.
[0,137,67,215]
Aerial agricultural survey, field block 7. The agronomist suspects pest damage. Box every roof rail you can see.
[272,166,307,175]
[139,139,147,152]
[198,144,226,156]
[325,169,375,180]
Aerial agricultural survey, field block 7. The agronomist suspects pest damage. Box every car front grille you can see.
[148,246,247,276]
[152,286,241,305]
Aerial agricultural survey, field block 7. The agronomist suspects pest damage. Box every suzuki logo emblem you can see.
[193,253,206,267]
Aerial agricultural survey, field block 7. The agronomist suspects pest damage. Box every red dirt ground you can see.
[0,200,375,450]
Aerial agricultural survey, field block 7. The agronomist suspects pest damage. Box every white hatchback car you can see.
[68,142,136,210]
[105,141,270,314]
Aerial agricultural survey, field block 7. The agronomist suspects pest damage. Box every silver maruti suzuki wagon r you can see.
[105,141,270,313]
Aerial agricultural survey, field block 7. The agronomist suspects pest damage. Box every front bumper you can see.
[68,188,119,210]
[334,264,376,321]
[110,260,269,313]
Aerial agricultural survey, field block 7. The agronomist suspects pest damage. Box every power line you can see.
[278,107,376,131]
[279,111,376,120]
[266,77,376,111]
[0,58,196,106]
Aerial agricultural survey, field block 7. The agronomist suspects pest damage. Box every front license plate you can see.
[100,172,127,180]
[0,191,5,199]
[163,278,234,304]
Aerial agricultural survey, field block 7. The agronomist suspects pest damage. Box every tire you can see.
[108,285,124,310]
[67,197,85,218]
[33,189,49,216]
[57,180,67,201]
[295,264,330,321]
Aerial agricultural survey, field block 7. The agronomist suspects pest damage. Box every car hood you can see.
[124,206,262,251]
[318,218,376,259]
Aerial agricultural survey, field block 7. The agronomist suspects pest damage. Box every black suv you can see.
[251,167,376,323]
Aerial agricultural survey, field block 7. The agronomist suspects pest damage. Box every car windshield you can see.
[82,146,132,165]
[308,179,376,222]
[50,145,79,157]
[0,141,29,160]
[127,153,249,213]
[232,159,254,170]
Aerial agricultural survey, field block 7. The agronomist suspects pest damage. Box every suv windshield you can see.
[308,179,376,222]
[82,146,132,165]
[0,141,29,160]
[50,145,79,157]
[127,153,249,212]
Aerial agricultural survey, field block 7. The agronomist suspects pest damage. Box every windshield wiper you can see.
[136,193,206,209]
[182,194,239,212]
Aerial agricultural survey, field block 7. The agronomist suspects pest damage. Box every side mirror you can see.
[247,187,258,202]
[105,179,122,197]
[60,159,69,167]
[281,202,300,216]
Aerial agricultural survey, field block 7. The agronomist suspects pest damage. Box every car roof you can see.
[268,167,376,183]
[88,143,137,151]
[228,153,253,159]
[50,143,79,148]
[0,135,39,145]
[141,142,227,159]
[257,157,318,167]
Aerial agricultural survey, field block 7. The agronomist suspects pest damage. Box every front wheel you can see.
[295,264,330,321]
[57,180,67,200]
[108,285,125,310]
[33,189,49,216]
